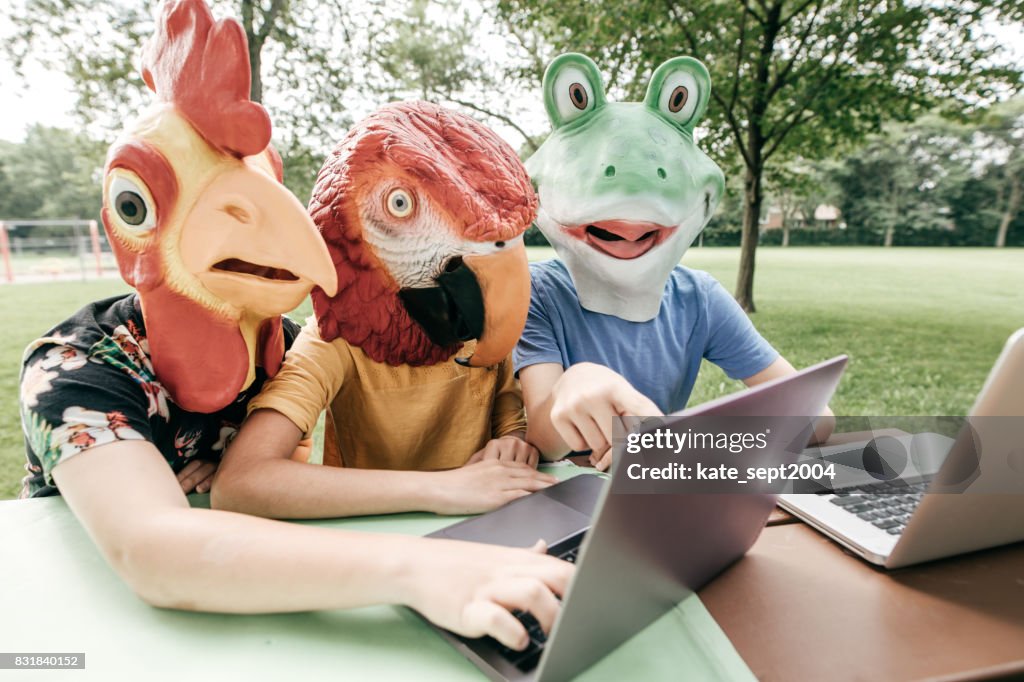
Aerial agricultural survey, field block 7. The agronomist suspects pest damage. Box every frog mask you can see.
[526,54,726,321]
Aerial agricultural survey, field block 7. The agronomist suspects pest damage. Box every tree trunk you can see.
[249,45,263,103]
[996,174,1020,248]
[733,3,780,314]
[736,162,764,313]
[782,224,790,247]
[883,178,898,247]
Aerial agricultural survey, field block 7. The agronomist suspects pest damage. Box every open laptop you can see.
[780,328,1024,568]
[424,355,847,682]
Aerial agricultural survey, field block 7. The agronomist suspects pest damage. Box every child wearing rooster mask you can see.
[214,101,558,519]
[17,0,570,653]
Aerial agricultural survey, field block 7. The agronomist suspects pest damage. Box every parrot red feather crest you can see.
[310,101,537,367]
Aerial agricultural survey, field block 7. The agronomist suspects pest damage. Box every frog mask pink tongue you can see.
[569,220,676,259]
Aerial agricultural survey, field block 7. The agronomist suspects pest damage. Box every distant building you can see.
[761,204,843,231]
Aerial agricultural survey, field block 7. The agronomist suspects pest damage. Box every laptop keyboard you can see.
[488,542,581,671]
[821,479,931,535]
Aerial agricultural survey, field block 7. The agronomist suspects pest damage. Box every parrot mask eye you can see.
[385,188,415,218]
[106,171,158,236]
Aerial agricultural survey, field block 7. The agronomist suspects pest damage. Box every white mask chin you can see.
[538,207,707,322]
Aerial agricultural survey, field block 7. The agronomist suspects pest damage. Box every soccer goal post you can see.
[0,219,111,284]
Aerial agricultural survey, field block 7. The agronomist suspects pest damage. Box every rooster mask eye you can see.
[107,172,158,235]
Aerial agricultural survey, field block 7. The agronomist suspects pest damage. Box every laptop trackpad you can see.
[432,494,593,548]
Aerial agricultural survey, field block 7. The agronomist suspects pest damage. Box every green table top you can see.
[0,466,754,681]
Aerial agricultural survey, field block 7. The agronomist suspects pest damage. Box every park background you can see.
[0,0,1021,498]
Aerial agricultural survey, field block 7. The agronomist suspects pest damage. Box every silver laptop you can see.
[423,355,847,681]
[781,328,1024,568]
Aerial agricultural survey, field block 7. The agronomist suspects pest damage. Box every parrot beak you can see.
[455,241,531,368]
[181,164,338,317]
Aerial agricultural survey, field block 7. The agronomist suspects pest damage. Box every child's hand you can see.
[177,459,218,494]
[588,446,613,472]
[434,460,557,514]
[467,434,541,468]
[550,363,662,457]
[290,437,315,463]
[405,538,573,651]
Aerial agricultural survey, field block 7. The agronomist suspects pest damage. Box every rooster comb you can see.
[141,0,271,158]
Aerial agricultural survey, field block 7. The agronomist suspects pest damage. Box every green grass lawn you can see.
[1,247,1021,498]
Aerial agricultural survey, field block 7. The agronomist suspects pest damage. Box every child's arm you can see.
[520,362,663,470]
[742,356,836,445]
[213,322,555,518]
[466,357,541,467]
[53,440,571,650]
[213,409,557,518]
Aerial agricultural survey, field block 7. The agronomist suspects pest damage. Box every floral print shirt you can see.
[19,294,299,498]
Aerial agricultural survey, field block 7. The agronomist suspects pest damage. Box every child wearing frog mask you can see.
[515,53,833,470]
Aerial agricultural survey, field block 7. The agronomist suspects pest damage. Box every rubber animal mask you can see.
[310,101,535,368]
[101,0,337,413]
[526,54,726,322]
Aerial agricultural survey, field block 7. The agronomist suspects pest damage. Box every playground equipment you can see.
[0,219,111,283]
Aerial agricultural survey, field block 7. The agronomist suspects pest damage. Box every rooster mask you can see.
[101,0,337,413]
[310,102,536,368]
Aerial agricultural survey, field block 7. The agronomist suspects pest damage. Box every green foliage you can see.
[278,139,327,207]
[523,223,550,246]
[830,121,959,244]
[973,98,1024,247]
[0,125,106,224]
[2,0,355,152]
[371,0,478,101]
[814,105,1024,246]
[365,0,546,152]
[497,0,1019,166]
[495,0,1022,308]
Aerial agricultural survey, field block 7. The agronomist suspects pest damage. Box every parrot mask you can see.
[101,0,337,413]
[309,102,536,368]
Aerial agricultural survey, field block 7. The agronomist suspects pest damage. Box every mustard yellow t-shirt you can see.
[248,319,527,470]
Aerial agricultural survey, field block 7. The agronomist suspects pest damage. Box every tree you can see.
[365,0,548,154]
[0,126,106,225]
[974,99,1024,247]
[495,0,1022,310]
[2,0,357,199]
[764,161,830,246]
[829,120,967,246]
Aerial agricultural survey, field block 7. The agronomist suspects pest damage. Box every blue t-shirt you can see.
[514,260,779,414]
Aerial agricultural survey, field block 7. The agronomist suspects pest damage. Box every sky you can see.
[0,60,77,142]
[0,6,1022,146]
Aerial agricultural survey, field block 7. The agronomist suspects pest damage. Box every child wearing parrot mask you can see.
[17,0,571,652]
[515,54,834,471]
[214,100,558,519]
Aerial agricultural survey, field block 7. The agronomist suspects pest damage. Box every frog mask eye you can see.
[644,57,712,133]
[542,53,607,127]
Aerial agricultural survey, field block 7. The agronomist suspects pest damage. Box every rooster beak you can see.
[181,164,338,317]
[456,241,531,367]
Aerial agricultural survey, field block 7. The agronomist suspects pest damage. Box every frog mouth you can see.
[566,220,677,259]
